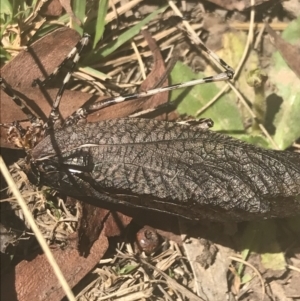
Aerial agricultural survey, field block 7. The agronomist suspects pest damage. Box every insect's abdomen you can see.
[32,118,300,221]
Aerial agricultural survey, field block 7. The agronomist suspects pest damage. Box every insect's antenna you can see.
[193,37,235,78]
[46,33,90,128]
[181,23,235,78]
[65,71,230,125]
[0,77,38,125]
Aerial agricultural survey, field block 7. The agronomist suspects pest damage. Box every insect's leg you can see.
[0,78,45,148]
[64,71,230,126]
[195,40,235,78]
[34,34,90,87]
[177,118,214,129]
[0,77,38,125]
[46,33,90,128]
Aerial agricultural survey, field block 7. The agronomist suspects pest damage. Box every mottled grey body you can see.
[31,118,300,222]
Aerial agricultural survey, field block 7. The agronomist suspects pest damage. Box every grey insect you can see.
[28,118,300,222]
[1,32,300,222]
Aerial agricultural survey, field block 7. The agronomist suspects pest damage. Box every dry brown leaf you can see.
[265,22,300,79]
[40,0,64,17]
[0,27,93,148]
[1,231,108,301]
[59,0,81,24]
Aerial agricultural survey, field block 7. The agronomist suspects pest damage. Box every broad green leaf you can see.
[239,220,286,273]
[261,251,286,271]
[268,17,300,149]
[231,134,271,148]
[259,221,286,271]
[170,62,244,131]
[252,221,286,271]
[206,32,260,123]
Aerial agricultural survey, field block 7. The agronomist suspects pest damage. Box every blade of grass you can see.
[72,0,86,34]
[84,5,167,65]
[79,66,111,80]
[73,0,86,22]
[93,0,109,49]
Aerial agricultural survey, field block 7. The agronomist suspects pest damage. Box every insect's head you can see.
[28,160,62,188]
[23,152,94,198]
[22,154,58,187]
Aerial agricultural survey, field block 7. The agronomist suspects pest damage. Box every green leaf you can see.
[257,221,286,271]
[268,17,300,149]
[261,250,286,271]
[170,62,244,131]
[239,220,287,274]
[93,0,109,49]
[259,221,286,271]
[231,134,271,148]
[0,0,13,16]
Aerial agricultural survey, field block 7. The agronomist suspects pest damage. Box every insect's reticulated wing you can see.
[31,118,300,221]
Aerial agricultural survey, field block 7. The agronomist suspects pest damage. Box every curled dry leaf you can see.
[0,27,94,148]
[40,0,64,17]
[75,199,133,256]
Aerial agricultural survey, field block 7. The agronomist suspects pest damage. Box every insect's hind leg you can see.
[1,77,38,124]
[0,78,45,149]
[33,33,90,88]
